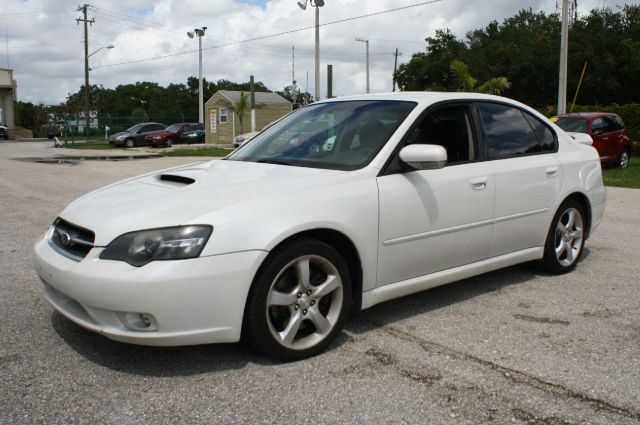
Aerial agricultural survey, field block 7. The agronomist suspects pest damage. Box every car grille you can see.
[49,218,95,261]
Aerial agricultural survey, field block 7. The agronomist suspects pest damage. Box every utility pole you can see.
[392,48,402,92]
[557,0,569,114]
[356,37,370,93]
[327,64,333,99]
[250,75,256,132]
[77,4,94,137]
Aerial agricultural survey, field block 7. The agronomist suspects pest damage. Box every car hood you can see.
[60,160,342,246]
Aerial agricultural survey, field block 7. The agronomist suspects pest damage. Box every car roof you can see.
[556,112,616,120]
[316,91,542,114]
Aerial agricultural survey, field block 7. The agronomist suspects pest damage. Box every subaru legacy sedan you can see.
[33,93,606,360]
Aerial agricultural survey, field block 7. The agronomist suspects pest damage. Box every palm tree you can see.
[450,60,511,95]
[233,92,250,134]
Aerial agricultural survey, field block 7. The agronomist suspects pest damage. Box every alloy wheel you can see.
[265,255,343,351]
[554,207,584,267]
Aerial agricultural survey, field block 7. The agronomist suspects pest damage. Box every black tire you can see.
[125,138,135,148]
[619,148,630,169]
[165,138,173,148]
[541,199,586,274]
[244,238,352,361]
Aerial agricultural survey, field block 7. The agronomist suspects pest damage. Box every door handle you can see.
[470,177,488,190]
[545,166,559,178]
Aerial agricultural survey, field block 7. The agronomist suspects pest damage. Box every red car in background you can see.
[144,122,202,147]
[553,112,632,168]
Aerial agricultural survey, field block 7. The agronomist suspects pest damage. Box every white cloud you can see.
[0,0,637,104]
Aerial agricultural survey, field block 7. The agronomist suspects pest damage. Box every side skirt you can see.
[361,247,543,310]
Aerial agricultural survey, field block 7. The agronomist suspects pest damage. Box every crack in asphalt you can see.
[373,323,640,422]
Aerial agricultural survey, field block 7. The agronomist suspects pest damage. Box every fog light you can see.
[120,312,158,332]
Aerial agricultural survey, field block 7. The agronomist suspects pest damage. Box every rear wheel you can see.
[619,148,630,168]
[541,199,586,274]
[244,238,351,360]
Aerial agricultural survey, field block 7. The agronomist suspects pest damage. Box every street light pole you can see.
[188,27,207,124]
[298,0,325,101]
[557,0,569,114]
[356,37,370,93]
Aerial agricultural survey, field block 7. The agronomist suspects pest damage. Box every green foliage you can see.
[477,77,512,95]
[395,6,640,107]
[232,92,251,134]
[450,60,477,91]
[15,101,49,136]
[449,60,511,94]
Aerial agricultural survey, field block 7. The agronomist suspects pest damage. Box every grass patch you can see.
[163,148,231,157]
[603,159,640,188]
[61,142,115,150]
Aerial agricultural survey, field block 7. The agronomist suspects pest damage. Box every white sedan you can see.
[33,92,606,360]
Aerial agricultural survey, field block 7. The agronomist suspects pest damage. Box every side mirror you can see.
[399,144,447,170]
[592,128,604,136]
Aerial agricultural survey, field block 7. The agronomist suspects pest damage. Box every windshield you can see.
[555,117,589,133]
[227,100,416,170]
[165,124,181,132]
[125,124,145,133]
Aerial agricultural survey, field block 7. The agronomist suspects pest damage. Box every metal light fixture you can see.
[187,27,208,125]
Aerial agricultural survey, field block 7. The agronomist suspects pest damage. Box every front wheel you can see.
[244,238,351,360]
[164,138,173,148]
[541,200,586,274]
[619,148,630,168]
[125,138,135,148]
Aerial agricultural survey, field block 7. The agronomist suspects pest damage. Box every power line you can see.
[92,0,444,70]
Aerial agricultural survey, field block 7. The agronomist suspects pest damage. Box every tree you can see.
[450,60,511,95]
[233,92,250,134]
[395,29,467,91]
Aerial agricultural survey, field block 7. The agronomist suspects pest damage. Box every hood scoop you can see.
[158,174,196,185]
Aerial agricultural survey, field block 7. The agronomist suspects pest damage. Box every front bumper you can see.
[33,235,268,346]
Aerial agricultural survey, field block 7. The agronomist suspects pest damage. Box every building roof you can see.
[217,90,291,105]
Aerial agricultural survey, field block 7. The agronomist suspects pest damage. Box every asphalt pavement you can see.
[1,141,639,424]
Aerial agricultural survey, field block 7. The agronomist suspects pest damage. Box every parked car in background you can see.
[108,123,165,148]
[33,93,606,360]
[0,123,8,140]
[181,128,205,144]
[552,112,632,168]
[144,123,202,147]
[234,131,259,148]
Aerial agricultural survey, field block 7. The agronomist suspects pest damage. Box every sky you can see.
[0,0,637,105]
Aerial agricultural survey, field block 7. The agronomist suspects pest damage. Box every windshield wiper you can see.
[255,159,293,166]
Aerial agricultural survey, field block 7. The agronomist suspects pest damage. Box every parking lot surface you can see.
[1,141,639,424]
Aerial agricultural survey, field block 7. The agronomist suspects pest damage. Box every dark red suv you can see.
[553,112,632,168]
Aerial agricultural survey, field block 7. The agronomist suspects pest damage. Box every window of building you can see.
[220,108,228,124]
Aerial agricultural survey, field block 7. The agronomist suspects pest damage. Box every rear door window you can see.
[479,103,542,158]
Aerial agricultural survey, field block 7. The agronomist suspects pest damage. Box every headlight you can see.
[100,225,213,267]
[116,135,127,140]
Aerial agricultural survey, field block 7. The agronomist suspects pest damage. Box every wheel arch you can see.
[242,228,364,331]
[561,192,593,239]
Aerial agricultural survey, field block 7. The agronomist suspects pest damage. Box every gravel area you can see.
[1,141,639,424]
